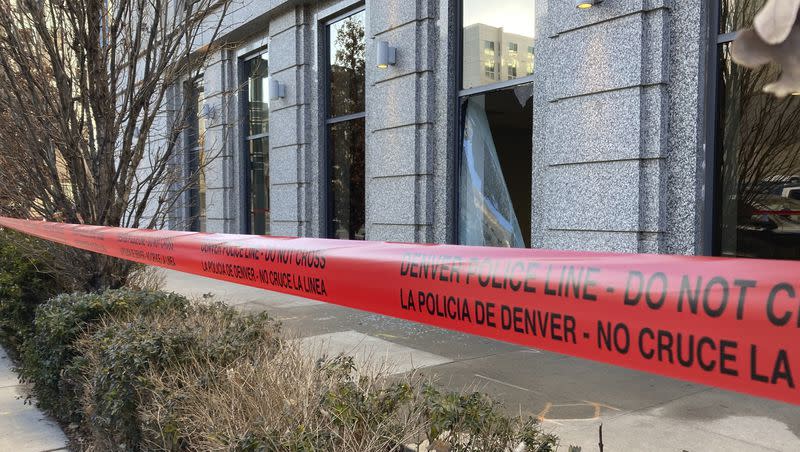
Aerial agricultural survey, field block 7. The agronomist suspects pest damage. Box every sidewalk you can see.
[0,348,67,452]
[162,268,800,452]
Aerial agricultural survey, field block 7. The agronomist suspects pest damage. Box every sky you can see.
[463,0,536,37]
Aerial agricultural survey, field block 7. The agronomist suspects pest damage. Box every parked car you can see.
[781,186,800,201]
[734,196,800,259]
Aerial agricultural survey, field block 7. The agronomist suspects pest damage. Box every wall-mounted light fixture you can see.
[576,0,603,9]
[268,77,285,101]
[376,41,397,69]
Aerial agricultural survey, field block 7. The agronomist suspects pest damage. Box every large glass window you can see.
[462,0,535,90]
[185,77,206,232]
[243,52,270,235]
[459,87,533,247]
[713,1,800,259]
[326,8,366,240]
[458,1,535,248]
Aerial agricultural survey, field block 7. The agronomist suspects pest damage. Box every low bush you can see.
[0,229,59,355]
[19,289,191,424]
[16,287,558,451]
[74,302,280,450]
[419,385,558,452]
[133,339,558,452]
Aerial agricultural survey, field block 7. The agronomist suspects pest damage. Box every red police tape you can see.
[1,216,799,405]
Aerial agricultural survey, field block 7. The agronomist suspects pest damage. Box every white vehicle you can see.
[781,186,800,201]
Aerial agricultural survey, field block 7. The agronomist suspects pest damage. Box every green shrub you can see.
[0,230,58,354]
[19,289,191,424]
[75,302,280,451]
[17,288,558,451]
[420,384,559,452]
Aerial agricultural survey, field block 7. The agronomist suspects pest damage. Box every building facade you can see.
[171,0,800,261]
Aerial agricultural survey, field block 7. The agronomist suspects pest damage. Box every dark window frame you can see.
[703,2,727,256]
[239,48,270,235]
[322,4,366,239]
[454,0,536,246]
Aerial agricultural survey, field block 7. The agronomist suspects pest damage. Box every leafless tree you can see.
[731,0,800,97]
[0,0,232,289]
[721,1,800,209]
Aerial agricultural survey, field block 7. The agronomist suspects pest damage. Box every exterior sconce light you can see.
[376,40,397,69]
[268,77,285,101]
[576,0,603,9]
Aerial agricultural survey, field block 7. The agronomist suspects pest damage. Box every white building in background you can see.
[462,23,534,89]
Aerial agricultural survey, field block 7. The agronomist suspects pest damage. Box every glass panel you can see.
[244,52,270,235]
[507,61,517,79]
[185,79,206,232]
[328,10,366,117]
[245,53,269,136]
[717,43,800,259]
[484,61,496,80]
[248,136,269,235]
[198,143,206,233]
[329,118,366,240]
[459,84,533,248]
[527,46,534,76]
[719,0,767,34]
[197,82,206,233]
[462,0,535,90]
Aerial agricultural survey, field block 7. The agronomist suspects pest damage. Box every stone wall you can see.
[170,0,708,256]
[531,0,706,254]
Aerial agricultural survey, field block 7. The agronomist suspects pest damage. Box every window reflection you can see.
[244,53,270,235]
[718,43,800,259]
[327,10,366,240]
[247,55,269,136]
[462,0,535,89]
[507,60,517,79]
[329,10,365,117]
[459,85,533,248]
[719,0,766,34]
[185,78,206,233]
[248,137,269,235]
[330,119,366,240]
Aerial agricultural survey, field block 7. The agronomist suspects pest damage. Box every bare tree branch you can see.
[0,0,234,289]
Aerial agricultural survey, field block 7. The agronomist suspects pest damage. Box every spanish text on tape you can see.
[1,216,798,405]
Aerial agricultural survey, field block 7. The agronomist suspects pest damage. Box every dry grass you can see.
[126,265,166,292]
[139,339,430,451]
[70,299,558,451]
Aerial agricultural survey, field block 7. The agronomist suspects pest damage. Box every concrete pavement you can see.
[161,268,800,452]
[0,348,67,452]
